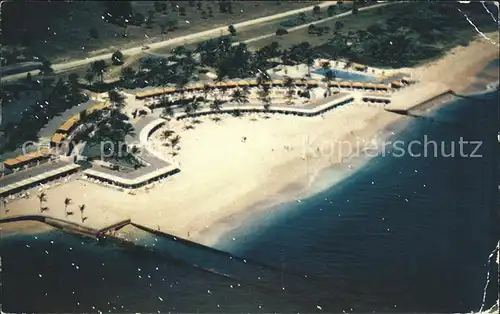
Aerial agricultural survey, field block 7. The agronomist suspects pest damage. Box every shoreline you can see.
[1,35,499,247]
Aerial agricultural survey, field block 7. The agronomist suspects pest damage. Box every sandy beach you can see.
[1,34,499,246]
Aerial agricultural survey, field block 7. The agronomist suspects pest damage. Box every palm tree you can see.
[90,60,106,84]
[202,83,211,102]
[324,70,335,96]
[210,99,223,113]
[284,76,295,106]
[176,75,189,105]
[37,192,47,213]
[231,88,248,104]
[39,60,54,94]
[169,135,181,155]
[258,85,272,115]
[1,198,8,213]
[120,66,136,85]
[39,60,54,77]
[79,204,86,223]
[161,105,175,127]
[84,71,95,87]
[191,101,201,117]
[64,197,72,218]
[160,129,175,145]
[108,90,126,110]
[160,24,167,40]
[306,56,315,77]
[256,72,271,86]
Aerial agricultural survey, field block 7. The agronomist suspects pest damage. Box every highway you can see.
[1,1,339,82]
[1,1,395,83]
[240,2,393,45]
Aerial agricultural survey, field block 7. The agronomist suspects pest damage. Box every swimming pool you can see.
[314,68,377,82]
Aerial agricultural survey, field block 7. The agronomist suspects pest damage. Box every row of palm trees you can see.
[159,129,181,156]
[3,69,89,153]
[158,72,323,126]
[36,192,87,223]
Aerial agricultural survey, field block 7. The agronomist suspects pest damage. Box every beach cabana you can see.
[272,80,285,87]
[86,101,111,115]
[136,89,158,99]
[352,82,364,89]
[50,133,66,147]
[294,80,306,86]
[3,149,52,170]
[353,63,368,72]
[224,81,238,88]
[58,115,80,134]
[391,81,404,88]
[190,83,205,90]
[375,84,390,91]
[235,80,249,87]
[338,81,352,88]
[165,87,178,94]
[213,81,227,89]
[183,84,195,91]
[401,78,415,85]
[363,83,377,90]
[135,91,148,99]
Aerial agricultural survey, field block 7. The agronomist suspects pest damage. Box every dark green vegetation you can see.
[246,2,498,68]
[312,1,499,67]
[77,91,138,165]
[0,67,89,153]
[77,0,499,94]
[1,1,497,157]
[0,1,314,64]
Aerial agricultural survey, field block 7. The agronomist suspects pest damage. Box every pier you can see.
[385,83,454,115]
[0,215,131,238]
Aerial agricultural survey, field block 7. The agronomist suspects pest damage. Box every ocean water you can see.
[1,91,498,313]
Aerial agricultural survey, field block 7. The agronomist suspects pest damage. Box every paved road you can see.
[240,2,394,46]
[126,115,157,145]
[1,1,339,82]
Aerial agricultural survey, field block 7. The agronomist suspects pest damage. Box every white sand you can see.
[2,35,498,246]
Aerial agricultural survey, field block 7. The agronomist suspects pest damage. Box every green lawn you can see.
[250,1,499,68]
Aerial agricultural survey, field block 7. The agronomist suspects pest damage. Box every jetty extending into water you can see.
[0,214,131,238]
[385,83,454,116]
